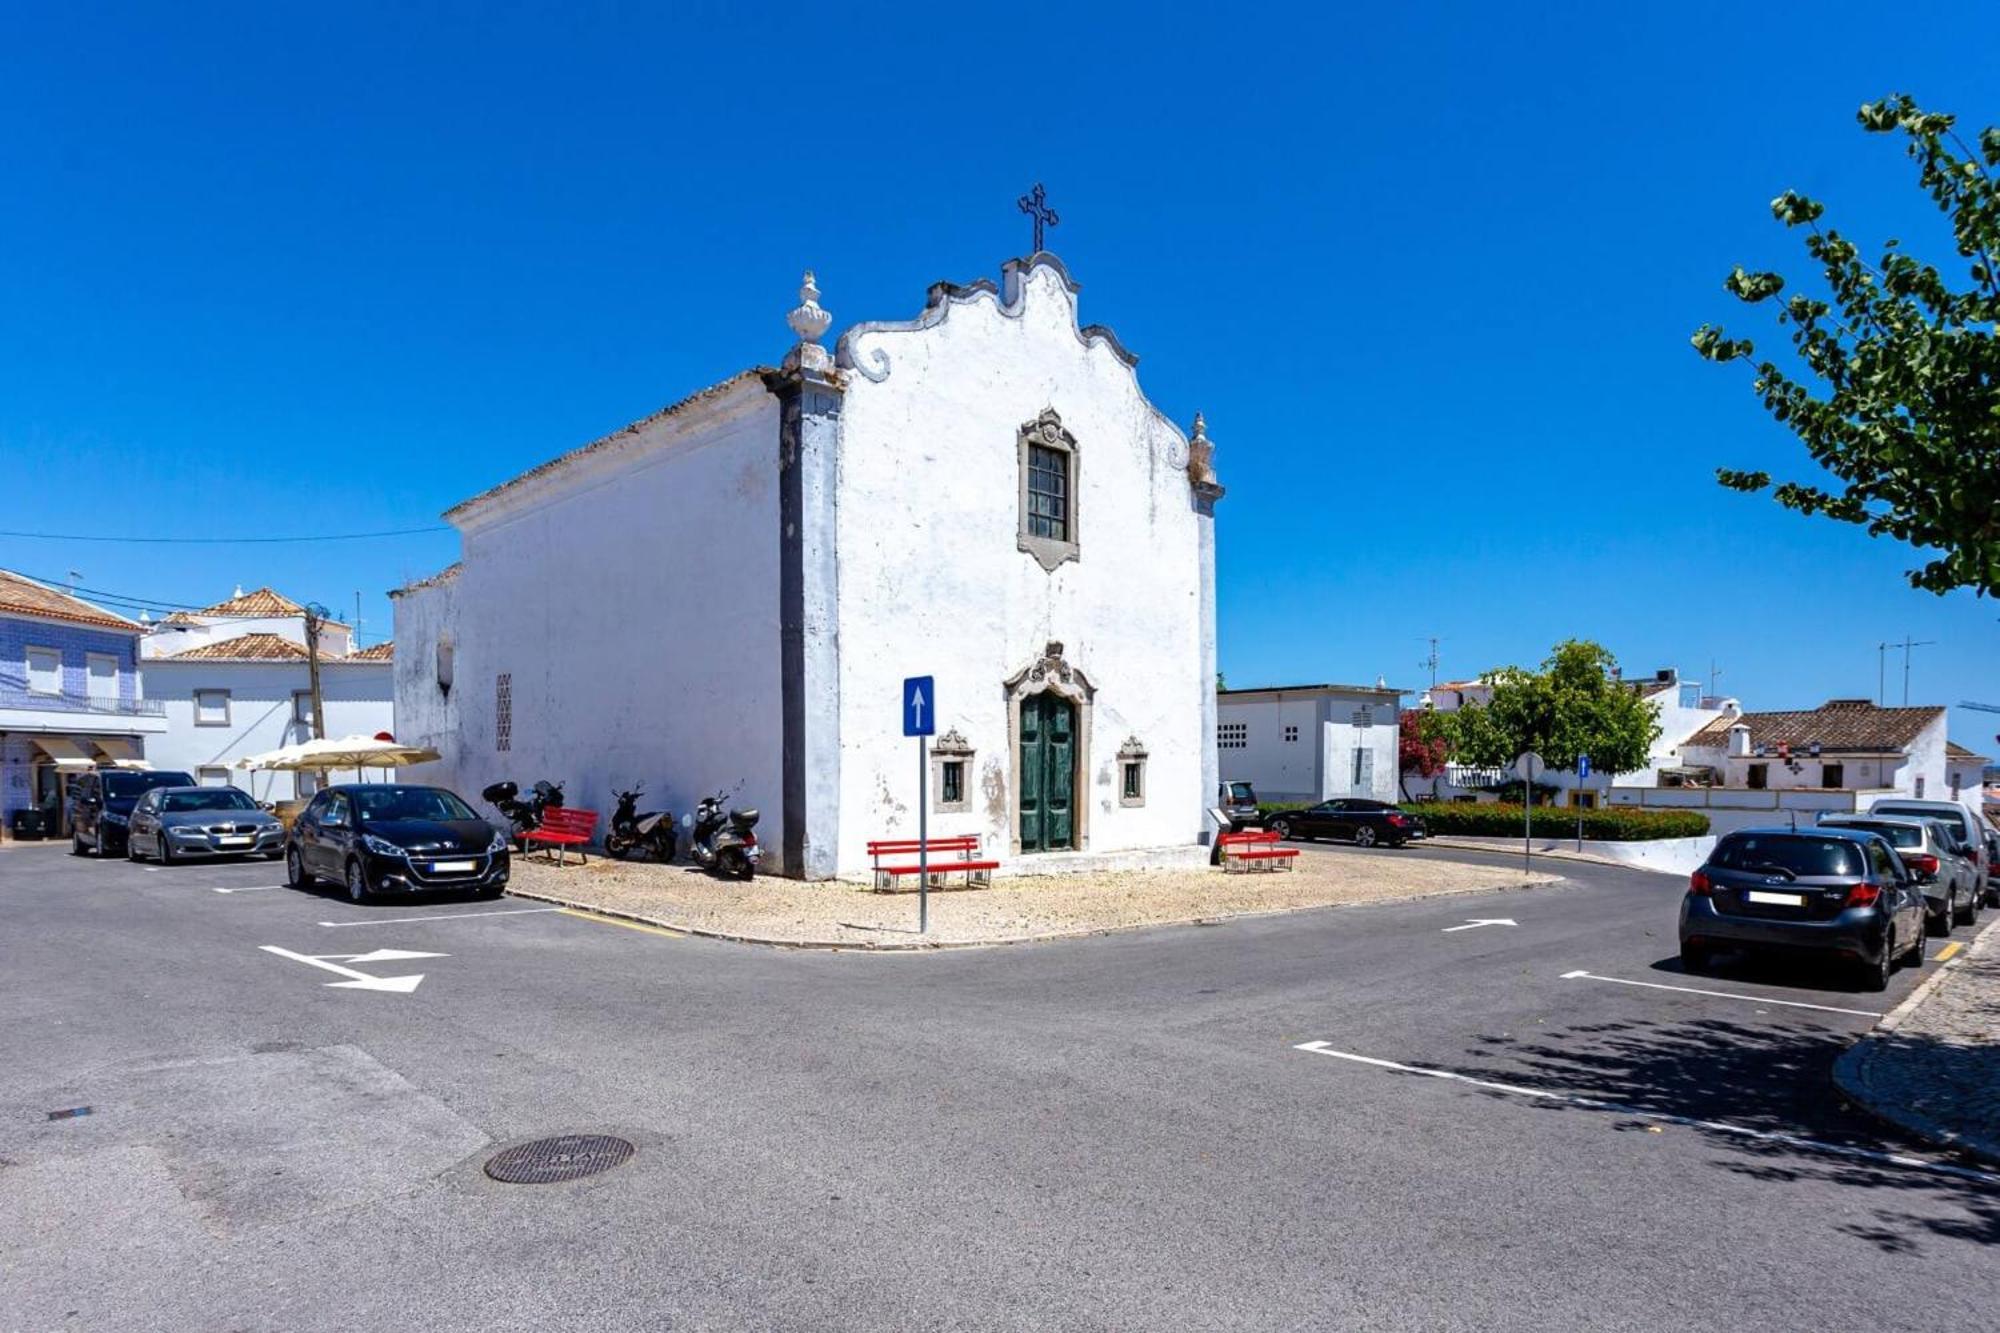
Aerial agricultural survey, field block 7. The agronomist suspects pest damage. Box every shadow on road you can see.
[1458,1015,1999,1253]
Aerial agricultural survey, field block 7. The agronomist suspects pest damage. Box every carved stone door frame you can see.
[1004,641,1094,856]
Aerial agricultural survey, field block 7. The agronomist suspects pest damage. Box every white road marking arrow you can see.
[1441,918,1517,932]
[341,949,449,964]
[258,945,440,993]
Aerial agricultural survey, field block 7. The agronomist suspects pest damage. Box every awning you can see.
[93,738,148,768]
[31,737,96,773]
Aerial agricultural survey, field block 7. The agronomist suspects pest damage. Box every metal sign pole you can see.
[918,735,929,935]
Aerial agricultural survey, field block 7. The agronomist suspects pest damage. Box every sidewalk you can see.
[507,851,1560,949]
[1834,915,2000,1165]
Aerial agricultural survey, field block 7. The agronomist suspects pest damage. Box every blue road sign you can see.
[903,676,936,737]
[1577,754,1591,779]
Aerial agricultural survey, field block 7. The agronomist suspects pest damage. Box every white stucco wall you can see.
[1217,691,1404,804]
[141,661,393,801]
[830,261,1210,870]
[388,574,460,791]
[428,379,788,863]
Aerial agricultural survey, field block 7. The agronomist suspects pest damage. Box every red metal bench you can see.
[1217,828,1300,873]
[522,805,600,866]
[866,835,1000,892]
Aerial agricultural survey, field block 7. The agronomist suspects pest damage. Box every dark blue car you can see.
[1679,826,1929,991]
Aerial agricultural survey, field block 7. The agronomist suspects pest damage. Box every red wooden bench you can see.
[866,835,1000,892]
[522,805,599,866]
[1217,828,1300,873]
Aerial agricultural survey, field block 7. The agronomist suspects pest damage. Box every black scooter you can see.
[686,790,761,880]
[605,785,678,863]
[482,778,565,845]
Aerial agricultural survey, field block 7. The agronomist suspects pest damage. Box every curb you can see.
[1417,837,1626,869]
[503,869,1567,953]
[1831,914,2000,1167]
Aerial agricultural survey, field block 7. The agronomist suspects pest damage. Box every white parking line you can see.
[1293,1041,2000,1187]
[316,907,561,928]
[1560,969,1883,1018]
[212,885,281,894]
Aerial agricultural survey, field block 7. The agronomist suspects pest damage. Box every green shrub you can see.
[1403,802,1709,841]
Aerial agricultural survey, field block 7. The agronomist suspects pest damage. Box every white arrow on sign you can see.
[258,945,447,993]
[1441,918,1517,933]
[909,682,927,730]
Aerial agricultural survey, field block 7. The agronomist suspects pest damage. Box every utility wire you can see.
[0,524,448,545]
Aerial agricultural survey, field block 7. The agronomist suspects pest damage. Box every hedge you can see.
[1405,802,1709,841]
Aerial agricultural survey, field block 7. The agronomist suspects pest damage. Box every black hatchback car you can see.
[287,784,509,904]
[1679,827,1928,991]
[1268,799,1428,848]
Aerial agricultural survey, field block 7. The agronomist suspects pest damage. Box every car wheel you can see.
[70,830,88,856]
[1680,942,1710,974]
[345,858,374,905]
[157,834,174,866]
[1904,925,1926,967]
[1271,818,1295,842]
[1863,936,1894,992]
[1354,826,1377,848]
[286,847,315,889]
[1955,886,1977,927]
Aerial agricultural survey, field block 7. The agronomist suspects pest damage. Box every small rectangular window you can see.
[86,653,119,701]
[1747,763,1767,790]
[941,761,964,806]
[26,646,61,694]
[1026,444,1069,541]
[1821,763,1844,789]
[1284,725,1299,743]
[198,767,230,787]
[292,690,316,727]
[495,672,512,752]
[194,689,230,726]
[1216,722,1247,750]
[1914,775,1926,798]
[1123,762,1141,799]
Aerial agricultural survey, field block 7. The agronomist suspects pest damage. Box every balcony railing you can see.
[0,686,167,718]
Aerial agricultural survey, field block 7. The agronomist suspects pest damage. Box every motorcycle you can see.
[685,789,762,880]
[481,778,565,844]
[605,785,678,863]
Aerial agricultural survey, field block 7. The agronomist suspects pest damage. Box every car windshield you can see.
[161,790,257,813]
[1227,783,1255,802]
[1712,835,1864,878]
[351,786,476,824]
[104,771,192,798]
[1834,821,1922,849]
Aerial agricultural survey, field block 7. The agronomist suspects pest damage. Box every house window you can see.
[292,690,316,728]
[931,729,973,813]
[495,672,512,752]
[1016,408,1080,571]
[1284,725,1299,743]
[1821,762,1845,789]
[1747,763,1767,789]
[1118,736,1148,807]
[86,653,119,701]
[198,766,230,787]
[1914,775,1926,798]
[1217,722,1247,750]
[25,646,61,695]
[194,689,230,727]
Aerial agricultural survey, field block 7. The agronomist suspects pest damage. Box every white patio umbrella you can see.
[235,734,440,775]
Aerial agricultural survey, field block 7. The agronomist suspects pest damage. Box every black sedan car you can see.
[287,783,509,904]
[1679,827,1928,991]
[1268,799,1427,848]
[125,785,285,863]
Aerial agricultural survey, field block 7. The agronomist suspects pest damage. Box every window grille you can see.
[1027,445,1068,541]
[1284,725,1299,743]
[495,672,512,752]
[1217,722,1247,750]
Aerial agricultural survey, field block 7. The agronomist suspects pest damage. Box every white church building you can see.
[393,252,1223,879]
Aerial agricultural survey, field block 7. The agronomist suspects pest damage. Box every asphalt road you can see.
[2,839,1994,1332]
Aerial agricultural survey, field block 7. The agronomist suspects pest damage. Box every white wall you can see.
[421,378,788,864]
[389,575,460,791]
[1605,783,1885,836]
[142,661,393,801]
[832,261,1209,870]
[1216,690,1401,803]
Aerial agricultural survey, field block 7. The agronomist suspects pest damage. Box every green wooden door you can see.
[1019,693,1076,852]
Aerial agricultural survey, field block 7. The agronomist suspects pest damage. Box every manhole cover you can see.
[484,1134,634,1184]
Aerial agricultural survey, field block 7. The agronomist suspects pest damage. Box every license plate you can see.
[431,860,475,873]
[218,836,252,846]
[1746,890,1805,907]
[1406,830,1426,839]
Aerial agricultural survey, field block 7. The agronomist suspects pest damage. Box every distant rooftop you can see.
[0,569,142,633]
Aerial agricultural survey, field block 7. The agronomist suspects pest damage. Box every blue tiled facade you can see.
[0,613,147,838]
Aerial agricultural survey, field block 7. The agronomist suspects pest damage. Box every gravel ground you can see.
[507,847,1560,947]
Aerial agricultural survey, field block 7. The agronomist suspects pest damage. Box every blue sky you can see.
[3,4,1996,753]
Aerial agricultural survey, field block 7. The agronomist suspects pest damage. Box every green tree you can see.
[1437,641,1660,776]
[1693,95,2000,597]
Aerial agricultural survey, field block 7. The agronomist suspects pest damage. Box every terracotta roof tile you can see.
[1948,740,1990,761]
[166,632,310,661]
[1682,700,1945,755]
[0,569,142,633]
[198,587,306,617]
[348,641,394,661]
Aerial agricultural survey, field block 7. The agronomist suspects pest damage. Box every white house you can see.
[1214,683,1404,804]
[1673,699,1947,797]
[1946,740,1989,803]
[140,587,394,800]
[393,254,1221,878]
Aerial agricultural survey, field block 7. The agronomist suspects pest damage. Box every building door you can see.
[1019,693,1076,852]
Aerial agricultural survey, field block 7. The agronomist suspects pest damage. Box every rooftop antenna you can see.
[1892,635,1936,706]
[66,569,82,590]
[1418,636,1442,689]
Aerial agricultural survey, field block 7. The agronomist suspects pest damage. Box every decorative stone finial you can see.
[784,270,833,372]
[1187,411,1220,491]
